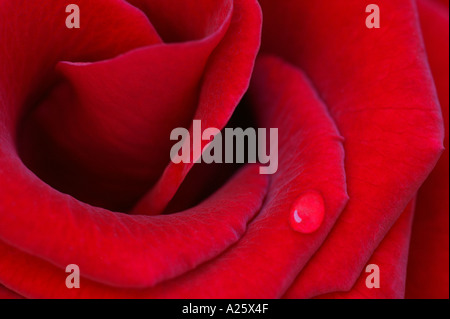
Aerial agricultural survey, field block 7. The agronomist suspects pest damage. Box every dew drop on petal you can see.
[289,191,325,234]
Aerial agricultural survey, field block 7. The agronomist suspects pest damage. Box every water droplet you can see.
[290,191,325,234]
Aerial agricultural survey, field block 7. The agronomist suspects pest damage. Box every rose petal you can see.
[2,0,161,213]
[17,0,233,211]
[0,0,265,297]
[0,284,23,299]
[132,0,263,214]
[406,0,449,299]
[132,55,347,298]
[260,0,444,298]
[1,55,347,298]
[432,0,449,7]
[1,0,159,124]
[127,0,232,43]
[0,153,267,291]
[313,200,416,299]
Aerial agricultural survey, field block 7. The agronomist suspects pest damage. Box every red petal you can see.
[17,0,233,211]
[406,0,449,299]
[132,0,262,214]
[127,0,232,43]
[0,284,23,299]
[133,56,347,298]
[1,55,347,298]
[311,200,416,299]
[432,0,449,7]
[2,0,161,212]
[0,163,267,291]
[260,0,444,298]
[0,0,264,298]
[1,0,159,122]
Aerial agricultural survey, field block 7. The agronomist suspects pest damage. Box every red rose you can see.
[0,0,448,299]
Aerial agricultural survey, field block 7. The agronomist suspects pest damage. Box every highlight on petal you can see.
[289,191,325,234]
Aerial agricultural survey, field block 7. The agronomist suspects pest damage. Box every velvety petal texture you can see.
[260,0,444,298]
[0,0,265,296]
[316,200,416,299]
[133,0,263,214]
[406,0,449,299]
[0,284,22,299]
[0,0,447,299]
